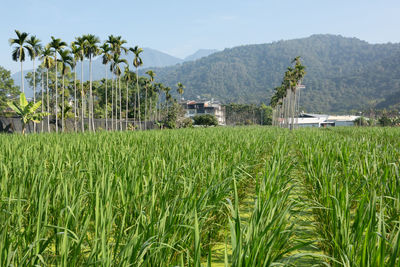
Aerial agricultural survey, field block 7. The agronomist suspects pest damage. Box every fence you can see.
[0,117,157,134]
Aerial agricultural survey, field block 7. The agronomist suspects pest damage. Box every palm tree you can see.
[58,49,73,132]
[49,36,67,133]
[291,57,306,129]
[100,43,112,130]
[107,35,128,130]
[176,82,185,100]
[9,30,29,93]
[110,53,127,131]
[73,36,86,132]
[165,86,171,118]
[26,35,42,132]
[129,46,143,130]
[146,70,156,125]
[82,34,100,132]
[70,43,80,132]
[40,45,53,132]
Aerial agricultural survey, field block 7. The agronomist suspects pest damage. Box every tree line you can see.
[9,30,185,133]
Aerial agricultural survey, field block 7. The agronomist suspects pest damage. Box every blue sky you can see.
[2,0,400,73]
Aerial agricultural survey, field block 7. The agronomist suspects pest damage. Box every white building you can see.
[285,113,360,127]
[181,100,226,125]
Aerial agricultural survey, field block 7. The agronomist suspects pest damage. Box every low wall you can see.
[0,117,156,134]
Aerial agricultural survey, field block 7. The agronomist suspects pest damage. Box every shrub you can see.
[193,114,218,126]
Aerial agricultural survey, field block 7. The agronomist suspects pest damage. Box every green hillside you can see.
[151,34,400,113]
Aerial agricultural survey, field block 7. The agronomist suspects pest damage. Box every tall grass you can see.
[1,127,399,266]
[297,127,400,266]
[0,127,276,266]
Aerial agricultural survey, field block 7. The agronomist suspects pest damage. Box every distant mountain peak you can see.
[184,49,219,62]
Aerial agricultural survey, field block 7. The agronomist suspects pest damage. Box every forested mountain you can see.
[150,35,400,113]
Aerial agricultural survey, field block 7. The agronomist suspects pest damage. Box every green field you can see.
[1,127,399,266]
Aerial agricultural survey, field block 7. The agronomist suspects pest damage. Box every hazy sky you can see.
[2,0,400,73]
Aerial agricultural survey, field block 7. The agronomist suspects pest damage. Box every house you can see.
[181,100,226,125]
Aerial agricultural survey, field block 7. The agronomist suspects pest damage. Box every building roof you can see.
[327,115,360,121]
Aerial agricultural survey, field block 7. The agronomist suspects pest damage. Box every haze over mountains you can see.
[11,35,400,112]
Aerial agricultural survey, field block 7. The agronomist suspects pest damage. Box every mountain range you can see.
[150,34,400,113]
[10,35,400,112]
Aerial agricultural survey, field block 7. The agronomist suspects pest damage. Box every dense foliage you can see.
[0,66,19,113]
[150,34,400,112]
[1,127,399,266]
[224,103,272,125]
[193,114,218,126]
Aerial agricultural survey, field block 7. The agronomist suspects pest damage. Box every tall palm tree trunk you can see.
[144,85,148,130]
[105,64,108,130]
[81,60,85,132]
[89,56,95,132]
[136,68,141,130]
[133,87,136,126]
[115,76,118,130]
[20,57,24,93]
[125,80,129,129]
[119,76,122,131]
[41,72,44,133]
[111,74,114,130]
[149,97,152,124]
[55,56,58,133]
[74,65,77,132]
[62,76,65,132]
[33,59,36,132]
[47,69,50,132]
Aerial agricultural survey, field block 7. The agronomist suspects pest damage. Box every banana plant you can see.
[7,93,49,134]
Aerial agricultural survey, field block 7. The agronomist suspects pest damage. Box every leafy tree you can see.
[0,66,19,114]
[7,93,49,134]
